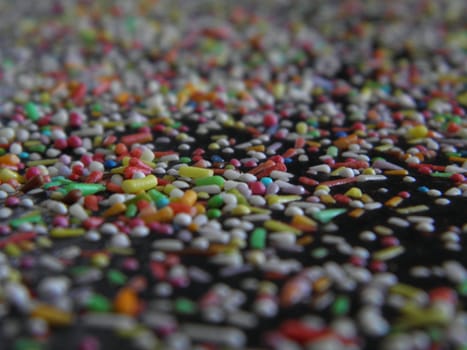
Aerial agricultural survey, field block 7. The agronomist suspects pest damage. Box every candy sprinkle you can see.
[0,1,466,350]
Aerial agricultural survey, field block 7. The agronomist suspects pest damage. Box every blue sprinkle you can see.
[156,197,170,209]
[104,159,118,169]
[335,131,347,138]
[261,177,273,187]
[418,186,429,193]
[211,155,224,163]
[19,152,29,159]
[284,158,292,164]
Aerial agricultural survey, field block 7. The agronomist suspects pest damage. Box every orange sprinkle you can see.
[0,154,21,167]
[333,133,359,150]
[180,189,197,206]
[313,277,332,293]
[103,202,126,217]
[384,169,408,176]
[349,208,365,218]
[169,202,195,215]
[385,196,403,207]
[297,236,313,245]
[113,287,140,316]
[141,206,174,223]
[282,148,298,159]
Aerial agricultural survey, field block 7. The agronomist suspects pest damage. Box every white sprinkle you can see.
[69,203,88,221]
[131,226,149,237]
[445,187,461,196]
[100,223,119,235]
[435,198,450,205]
[173,213,192,227]
[152,239,183,251]
[427,189,442,197]
[387,217,410,227]
[0,208,13,219]
[364,202,382,210]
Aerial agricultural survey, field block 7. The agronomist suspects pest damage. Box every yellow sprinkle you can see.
[264,220,301,234]
[92,253,110,268]
[178,166,214,178]
[374,225,393,236]
[26,158,60,166]
[0,168,24,183]
[345,187,362,199]
[316,185,330,192]
[407,125,428,139]
[121,157,156,168]
[363,168,376,175]
[394,309,449,330]
[361,194,373,203]
[390,284,426,299]
[121,175,158,193]
[31,304,73,326]
[110,166,126,174]
[266,194,301,205]
[384,169,408,176]
[320,194,336,204]
[232,204,251,216]
[249,207,271,215]
[374,144,393,152]
[103,202,127,217]
[5,243,21,257]
[397,205,429,214]
[373,246,405,261]
[208,143,220,150]
[50,228,85,238]
[296,122,308,134]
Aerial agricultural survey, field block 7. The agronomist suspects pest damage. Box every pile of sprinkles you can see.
[0,0,466,349]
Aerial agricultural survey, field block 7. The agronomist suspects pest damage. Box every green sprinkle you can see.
[332,295,350,315]
[431,171,453,178]
[250,228,267,249]
[207,208,222,219]
[27,144,46,153]
[194,175,225,187]
[10,211,43,229]
[175,298,196,314]
[125,203,138,217]
[207,194,224,208]
[148,189,169,208]
[63,183,106,196]
[311,247,328,259]
[14,338,44,350]
[312,208,347,223]
[326,146,338,157]
[24,102,40,121]
[107,269,127,285]
[86,294,111,312]
[180,156,191,163]
[458,280,467,296]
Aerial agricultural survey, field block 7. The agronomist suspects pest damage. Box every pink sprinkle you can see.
[69,112,83,127]
[249,181,266,195]
[230,159,241,167]
[25,167,41,180]
[78,336,100,350]
[53,215,69,228]
[5,197,20,207]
